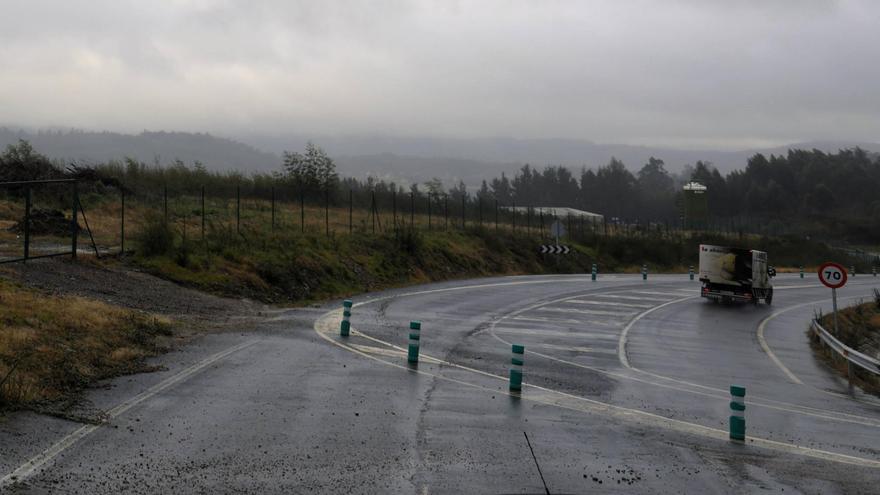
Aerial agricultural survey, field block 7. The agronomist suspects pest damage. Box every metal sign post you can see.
[818,262,848,337]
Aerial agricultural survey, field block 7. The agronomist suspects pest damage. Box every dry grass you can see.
[0,278,172,409]
[812,296,880,394]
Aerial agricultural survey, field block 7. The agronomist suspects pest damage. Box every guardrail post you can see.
[408,321,421,363]
[689,265,694,280]
[340,300,353,337]
[729,385,746,441]
[591,263,597,281]
[510,344,524,391]
[642,264,648,281]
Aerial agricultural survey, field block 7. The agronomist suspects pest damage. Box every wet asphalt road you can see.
[2,273,879,493]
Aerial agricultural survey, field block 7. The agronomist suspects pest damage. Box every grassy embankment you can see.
[2,192,873,304]
[813,291,880,394]
[128,206,869,304]
[0,278,171,413]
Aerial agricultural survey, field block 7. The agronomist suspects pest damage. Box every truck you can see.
[698,244,775,304]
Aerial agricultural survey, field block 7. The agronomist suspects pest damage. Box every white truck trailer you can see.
[698,244,775,304]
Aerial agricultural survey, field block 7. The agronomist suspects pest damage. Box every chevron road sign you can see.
[540,244,570,254]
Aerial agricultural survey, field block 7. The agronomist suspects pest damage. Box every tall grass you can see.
[0,279,172,409]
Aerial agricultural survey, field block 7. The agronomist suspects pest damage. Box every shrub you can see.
[135,212,175,256]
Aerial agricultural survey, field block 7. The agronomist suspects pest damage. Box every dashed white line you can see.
[0,340,259,488]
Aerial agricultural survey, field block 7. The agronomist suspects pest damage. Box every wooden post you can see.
[71,181,78,259]
[120,187,125,254]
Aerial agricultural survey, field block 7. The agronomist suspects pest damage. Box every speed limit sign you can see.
[818,262,848,289]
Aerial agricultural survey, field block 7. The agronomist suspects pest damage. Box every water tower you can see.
[682,181,708,229]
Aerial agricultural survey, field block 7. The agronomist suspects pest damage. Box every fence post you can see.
[300,189,305,233]
[495,199,498,231]
[201,185,206,241]
[163,184,168,223]
[71,181,78,259]
[23,186,31,262]
[410,191,414,228]
[349,189,353,234]
[392,190,397,230]
[539,209,544,238]
[120,187,125,254]
[461,195,465,229]
[236,184,241,234]
[444,194,448,230]
[527,206,531,233]
[371,190,377,234]
[325,188,330,237]
[271,186,276,232]
[512,201,516,232]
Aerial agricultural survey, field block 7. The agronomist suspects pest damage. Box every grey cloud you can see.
[0,0,878,149]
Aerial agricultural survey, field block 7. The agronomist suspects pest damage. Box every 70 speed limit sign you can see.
[818,262,848,289]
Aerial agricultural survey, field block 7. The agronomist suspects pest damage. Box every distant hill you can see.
[243,134,880,177]
[0,128,280,172]
[3,127,879,187]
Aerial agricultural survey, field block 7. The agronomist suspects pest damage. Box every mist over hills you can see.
[0,127,280,172]
[3,127,879,187]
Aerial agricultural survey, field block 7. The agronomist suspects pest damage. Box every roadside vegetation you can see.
[0,278,171,414]
[1,139,875,304]
[812,289,880,394]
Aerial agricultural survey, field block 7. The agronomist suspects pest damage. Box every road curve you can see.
[2,273,879,493]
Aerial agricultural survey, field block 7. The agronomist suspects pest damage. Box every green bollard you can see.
[591,263,597,282]
[408,321,421,363]
[729,385,746,441]
[509,344,524,391]
[689,265,694,281]
[851,265,856,277]
[799,266,804,279]
[642,264,648,281]
[340,300,353,337]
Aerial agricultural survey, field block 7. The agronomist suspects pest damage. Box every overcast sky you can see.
[1,0,878,150]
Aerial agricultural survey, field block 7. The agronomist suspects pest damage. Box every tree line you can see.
[2,139,879,241]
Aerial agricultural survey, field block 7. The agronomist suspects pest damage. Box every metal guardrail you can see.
[811,320,880,375]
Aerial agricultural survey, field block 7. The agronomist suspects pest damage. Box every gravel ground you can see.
[0,257,269,332]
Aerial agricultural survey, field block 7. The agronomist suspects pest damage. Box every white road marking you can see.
[0,340,259,488]
[494,291,880,428]
[597,294,675,302]
[564,299,655,309]
[633,290,687,297]
[349,277,880,427]
[502,318,619,329]
[617,296,697,369]
[535,306,635,318]
[314,311,880,468]
[494,327,620,340]
[532,343,616,354]
[756,294,868,386]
